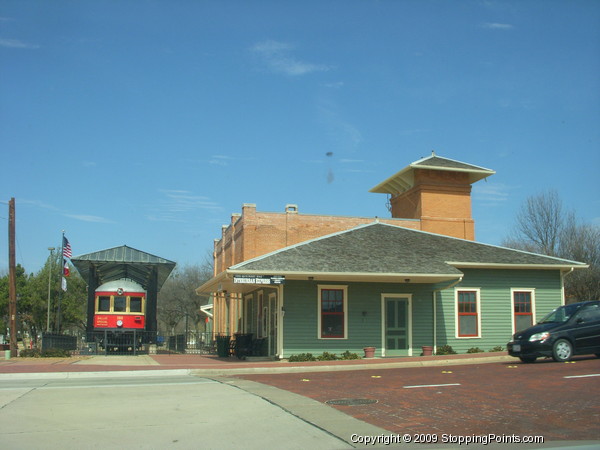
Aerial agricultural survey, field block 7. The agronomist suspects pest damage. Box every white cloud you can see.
[148,189,222,222]
[0,38,40,49]
[250,39,331,76]
[481,22,514,30]
[209,155,234,166]
[65,214,114,223]
[472,182,512,205]
[322,81,344,89]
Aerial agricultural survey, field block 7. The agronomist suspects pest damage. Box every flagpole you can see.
[56,230,65,333]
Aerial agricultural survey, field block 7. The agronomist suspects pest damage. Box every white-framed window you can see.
[317,285,348,339]
[455,288,481,338]
[511,288,536,333]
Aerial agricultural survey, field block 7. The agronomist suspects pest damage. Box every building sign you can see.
[233,275,285,285]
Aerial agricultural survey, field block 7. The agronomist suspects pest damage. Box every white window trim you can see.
[510,288,536,334]
[317,284,348,340]
[454,288,482,339]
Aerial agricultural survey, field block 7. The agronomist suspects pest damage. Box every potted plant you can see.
[363,346,376,358]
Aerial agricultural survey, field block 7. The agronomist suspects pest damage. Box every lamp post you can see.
[46,247,55,333]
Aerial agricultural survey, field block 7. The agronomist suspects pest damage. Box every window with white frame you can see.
[512,289,535,333]
[318,285,348,339]
[456,289,481,338]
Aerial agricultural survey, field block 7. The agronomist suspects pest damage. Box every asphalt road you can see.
[0,375,360,449]
[237,356,600,443]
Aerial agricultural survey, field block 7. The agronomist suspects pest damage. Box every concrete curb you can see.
[0,369,192,380]
[211,376,391,448]
[187,355,514,376]
[0,355,514,380]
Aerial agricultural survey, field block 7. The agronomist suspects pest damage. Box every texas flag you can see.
[63,259,70,277]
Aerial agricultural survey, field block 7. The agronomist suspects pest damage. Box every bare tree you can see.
[512,190,564,256]
[503,190,600,302]
[157,255,213,335]
[559,217,600,301]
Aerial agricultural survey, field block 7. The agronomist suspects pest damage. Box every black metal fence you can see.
[42,333,78,351]
[67,331,216,356]
[40,331,269,357]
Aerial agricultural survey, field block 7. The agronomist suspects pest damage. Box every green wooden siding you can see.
[435,269,563,353]
[231,269,564,358]
[281,280,437,358]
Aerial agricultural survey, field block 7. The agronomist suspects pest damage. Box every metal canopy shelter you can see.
[71,245,176,334]
[71,245,176,291]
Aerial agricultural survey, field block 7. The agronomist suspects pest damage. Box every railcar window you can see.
[130,297,143,312]
[98,296,110,312]
[114,296,126,312]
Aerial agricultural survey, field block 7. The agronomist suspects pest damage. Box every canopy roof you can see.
[369,153,495,196]
[71,245,176,291]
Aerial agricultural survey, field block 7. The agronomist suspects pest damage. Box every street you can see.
[0,375,358,449]
[238,356,600,442]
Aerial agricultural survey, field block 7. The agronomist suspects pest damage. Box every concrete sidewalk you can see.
[0,351,514,379]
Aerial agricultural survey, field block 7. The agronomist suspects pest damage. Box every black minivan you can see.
[507,300,600,363]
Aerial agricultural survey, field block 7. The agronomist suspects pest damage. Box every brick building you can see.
[196,153,583,358]
[215,152,495,273]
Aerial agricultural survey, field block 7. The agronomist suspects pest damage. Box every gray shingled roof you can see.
[413,155,493,172]
[231,222,585,275]
[71,245,176,290]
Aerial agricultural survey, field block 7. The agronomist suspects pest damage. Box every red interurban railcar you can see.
[93,279,146,352]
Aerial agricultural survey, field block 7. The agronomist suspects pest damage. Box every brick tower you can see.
[369,152,495,240]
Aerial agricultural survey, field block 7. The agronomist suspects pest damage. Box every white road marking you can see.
[563,373,600,379]
[403,383,461,389]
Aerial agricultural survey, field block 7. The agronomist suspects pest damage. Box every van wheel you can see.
[519,356,536,363]
[552,339,573,362]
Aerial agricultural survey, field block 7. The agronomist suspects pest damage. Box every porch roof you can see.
[196,222,587,294]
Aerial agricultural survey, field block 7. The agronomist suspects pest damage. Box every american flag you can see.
[63,236,72,259]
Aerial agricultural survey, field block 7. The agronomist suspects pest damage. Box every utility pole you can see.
[8,198,17,358]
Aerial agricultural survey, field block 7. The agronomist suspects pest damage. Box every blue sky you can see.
[1,1,599,274]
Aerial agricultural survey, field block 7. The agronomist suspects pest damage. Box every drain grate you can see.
[326,398,378,406]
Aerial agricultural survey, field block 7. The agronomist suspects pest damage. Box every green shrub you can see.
[288,353,316,362]
[19,348,41,358]
[340,350,360,360]
[316,351,338,361]
[41,348,71,357]
[288,351,361,361]
[489,346,504,352]
[466,347,484,353]
[435,345,457,355]
[19,348,71,358]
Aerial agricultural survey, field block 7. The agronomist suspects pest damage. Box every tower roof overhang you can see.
[370,153,495,196]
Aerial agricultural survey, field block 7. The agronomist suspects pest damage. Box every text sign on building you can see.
[233,275,285,285]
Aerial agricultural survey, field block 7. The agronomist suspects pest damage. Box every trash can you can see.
[216,335,231,357]
[233,333,253,359]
